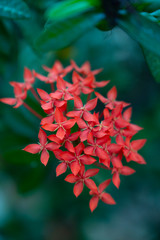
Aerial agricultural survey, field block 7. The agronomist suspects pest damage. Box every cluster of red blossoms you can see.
[0,60,146,212]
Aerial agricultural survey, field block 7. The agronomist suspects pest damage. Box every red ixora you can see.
[0,60,146,212]
[23,128,60,166]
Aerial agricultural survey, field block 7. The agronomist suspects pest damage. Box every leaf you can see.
[46,0,99,21]
[150,9,160,17]
[15,10,42,49]
[117,11,160,57]
[0,0,31,19]
[143,47,160,83]
[36,12,104,52]
[133,0,160,12]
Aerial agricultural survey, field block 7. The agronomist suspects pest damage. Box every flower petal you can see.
[131,139,146,151]
[56,162,67,176]
[73,181,83,197]
[75,142,84,156]
[38,128,47,146]
[89,196,99,212]
[101,192,116,205]
[46,142,60,151]
[56,127,66,140]
[107,86,117,100]
[84,179,97,191]
[85,98,97,111]
[23,144,41,154]
[80,155,96,165]
[99,179,111,193]
[70,161,81,175]
[85,169,99,178]
[37,88,50,101]
[63,119,76,129]
[0,98,16,105]
[65,174,78,183]
[120,166,135,175]
[112,171,120,189]
[40,149,49,166]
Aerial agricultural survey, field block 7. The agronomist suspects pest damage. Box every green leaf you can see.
[133,0,160,12]
[47,0,100,21]
[143,48,160,83]
[150,9,160,17]
[117,11,160,57]
[0,0,30,19]
[36,12,104,52]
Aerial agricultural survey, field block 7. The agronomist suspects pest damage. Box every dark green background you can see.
[0,2,160,240]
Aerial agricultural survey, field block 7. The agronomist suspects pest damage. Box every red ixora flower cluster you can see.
[0,60,146,212]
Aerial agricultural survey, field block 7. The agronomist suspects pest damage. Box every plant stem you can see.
[87,93,91,102]
[50,83,55,92]
[94,162,109,170]
[23,102,43,120]
[99,111,103,121]
[30,87,40,102]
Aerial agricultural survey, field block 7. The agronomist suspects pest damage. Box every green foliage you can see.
[0,0,31,19]
[117,11,160,57]
[143,48,160,82]
[133,0,160,12]
[36,12,104,52]
[46,0,100,21]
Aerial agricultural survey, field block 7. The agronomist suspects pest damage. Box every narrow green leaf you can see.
[47,0,100,21]
[143,48,160,82]
[151,9,160,17]
[36,13,104,52]
[0,0,30,19]
[117,11,160,57]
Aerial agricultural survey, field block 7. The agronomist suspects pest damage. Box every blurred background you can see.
[0,1,160,240]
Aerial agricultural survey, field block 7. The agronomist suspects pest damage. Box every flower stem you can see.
[99,111,103,121]
[50,83,55,92]
[94,162,109,170]
[30,87,40,102]
[23,102,43,120]
[87,93,91,102]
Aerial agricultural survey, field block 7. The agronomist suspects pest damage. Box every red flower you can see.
[72,71,93,95]
[51,76,77,101]
[95,86,129,110]
[1,59,147,212]
[60,142,96,175]
[83,72,110,89]
[23,128,60,166]
[42,108,76,140]
[10,67,35,91]
[89,179,116,212]
[76,118,98,141]
[0,83,27,108]
[67,96,97,121]
[37,88,66,111]
[43,60,72,80]
[54,149,70,176]
[111,156,135,188]
[65,165,99,197]
[84,133,109,160]
[34,61,72,84]
[71,60,102,76]
[116,135,146,164]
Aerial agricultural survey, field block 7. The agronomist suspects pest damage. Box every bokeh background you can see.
[0,1,160,240]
